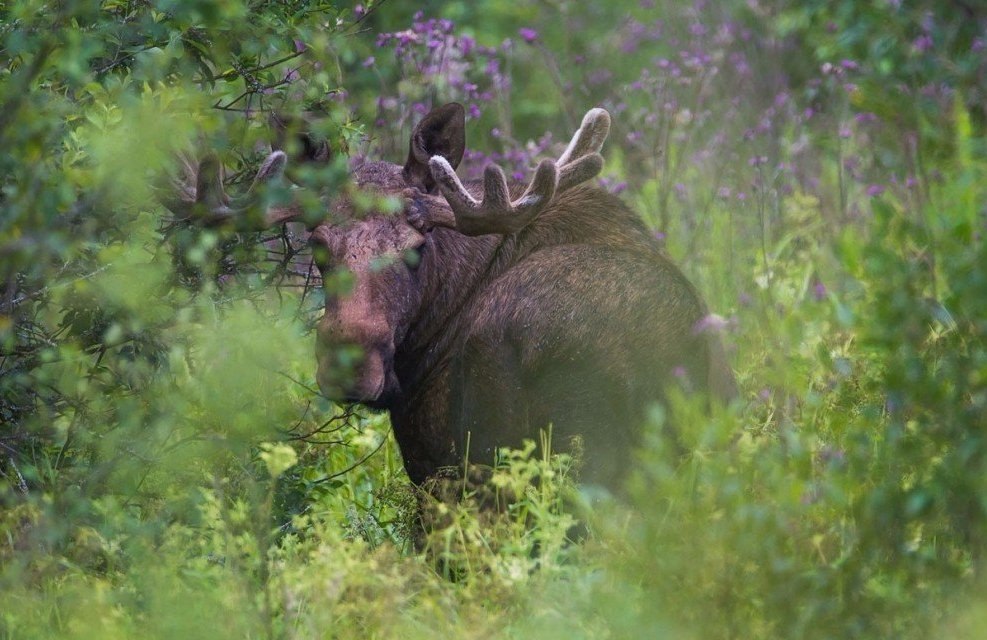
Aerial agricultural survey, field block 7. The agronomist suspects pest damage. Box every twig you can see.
[5,457,29,493]
[314,436,388,483]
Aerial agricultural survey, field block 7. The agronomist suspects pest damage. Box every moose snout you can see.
[315,318,396,405]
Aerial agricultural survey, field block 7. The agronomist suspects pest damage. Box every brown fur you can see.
[308,104,736,490]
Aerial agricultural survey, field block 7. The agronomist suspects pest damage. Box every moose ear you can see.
[403,103,466,191]
[270,111,334,164]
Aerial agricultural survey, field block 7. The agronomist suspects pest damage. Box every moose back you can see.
[168,103,736,490]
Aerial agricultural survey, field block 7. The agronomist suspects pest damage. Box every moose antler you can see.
[160,151,305,229]
[425,107,611,236]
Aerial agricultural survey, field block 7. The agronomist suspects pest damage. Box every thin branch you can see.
[214,50,305,82]
[314,436,388,483]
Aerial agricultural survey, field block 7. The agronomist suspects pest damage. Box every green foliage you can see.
[2,0,987,638]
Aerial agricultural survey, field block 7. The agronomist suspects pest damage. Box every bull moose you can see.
[165,103,736,491]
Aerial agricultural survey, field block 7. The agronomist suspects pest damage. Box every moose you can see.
[165,103,736,491]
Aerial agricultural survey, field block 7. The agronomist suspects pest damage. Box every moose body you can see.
[383,187,718,487]
[169,103,735,491]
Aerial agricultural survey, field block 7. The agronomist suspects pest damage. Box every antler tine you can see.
[160,151,299,229]
[556,107,610,192]
[424,107,610,237]
[429,156,558,236]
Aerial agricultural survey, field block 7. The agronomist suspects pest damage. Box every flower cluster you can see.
[374,12,505,127]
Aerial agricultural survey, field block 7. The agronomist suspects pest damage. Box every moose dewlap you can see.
[167,103,736,491]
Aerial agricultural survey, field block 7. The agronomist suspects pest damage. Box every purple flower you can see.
[467,103,481,118]
[362,56,375,68]
[693,314,733,335]
[813,282,827,301]
[519,27,539,43]
[587,69,613,86]
[866,184,885,197]
[913,34,933,53]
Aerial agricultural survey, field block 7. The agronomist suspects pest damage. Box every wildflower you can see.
[693,314,734,335]
[866,184,885,197]
[518,27,539,43]
[913,34,933,53]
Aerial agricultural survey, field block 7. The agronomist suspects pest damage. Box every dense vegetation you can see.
[1,1,985,637]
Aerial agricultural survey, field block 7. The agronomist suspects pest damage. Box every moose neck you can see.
[391,227,507,401]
